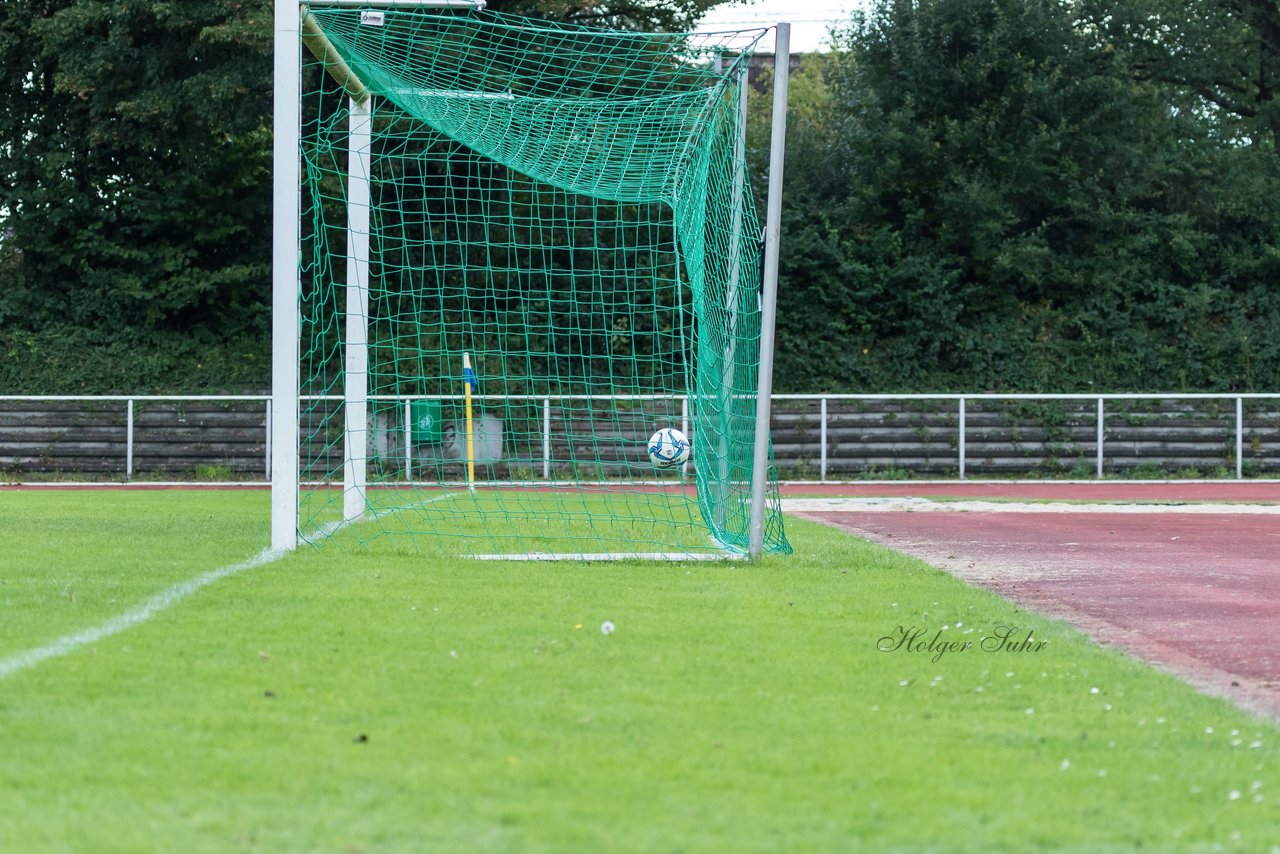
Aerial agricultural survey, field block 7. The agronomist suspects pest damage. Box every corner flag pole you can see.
[748,23,790,559]
[462,353,477,491]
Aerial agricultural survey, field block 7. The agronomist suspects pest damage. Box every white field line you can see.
[781,498,1280,514]
[0,492,472,681]
[0,547,283,681]
[293,491,461,550]
[0,499,421,682]
[369,491,460,519]
[470,551,745,561]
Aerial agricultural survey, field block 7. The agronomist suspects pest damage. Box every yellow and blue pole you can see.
[462,352,477,491]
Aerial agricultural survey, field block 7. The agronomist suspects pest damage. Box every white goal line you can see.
[469,551,745,561]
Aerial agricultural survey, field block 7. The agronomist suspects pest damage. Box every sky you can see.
[692,0,869,53]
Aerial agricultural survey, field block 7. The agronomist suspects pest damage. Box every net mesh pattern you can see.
[298,5,790,556]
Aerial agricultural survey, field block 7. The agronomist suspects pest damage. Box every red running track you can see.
[801,509,1280,718]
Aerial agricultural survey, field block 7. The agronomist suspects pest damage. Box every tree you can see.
[0,0,274,391]
[1083,0,1280,149]
[746,56,877,390]
[761,0,1280,392]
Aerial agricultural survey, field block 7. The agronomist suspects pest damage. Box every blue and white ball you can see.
[647,427,691,469]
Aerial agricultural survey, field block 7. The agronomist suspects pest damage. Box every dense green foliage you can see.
[0,0,275,391]
[765,0,1280,392]
[3,0,1279,392]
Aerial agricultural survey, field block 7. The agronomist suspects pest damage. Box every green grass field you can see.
[0,491,1276,851]
[301,485,730,556]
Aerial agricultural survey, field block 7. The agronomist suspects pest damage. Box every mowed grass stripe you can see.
[0,493,1275,851]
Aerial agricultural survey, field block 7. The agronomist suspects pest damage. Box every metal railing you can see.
[0,395,272,480]
[1,392,1277,481]
[782,393,1280,481]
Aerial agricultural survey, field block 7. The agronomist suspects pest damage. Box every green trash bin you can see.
[410,399,443,444]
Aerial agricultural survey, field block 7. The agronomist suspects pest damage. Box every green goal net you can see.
[295,4,790,558]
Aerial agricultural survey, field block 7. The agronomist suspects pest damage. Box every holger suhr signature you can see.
[877,625,1048,663]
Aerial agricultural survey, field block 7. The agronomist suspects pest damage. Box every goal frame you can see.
[270,0,791,556]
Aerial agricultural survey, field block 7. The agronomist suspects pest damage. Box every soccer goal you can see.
[270,0,793,559]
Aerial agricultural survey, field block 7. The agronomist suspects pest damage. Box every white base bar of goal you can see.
[469,552,746,562]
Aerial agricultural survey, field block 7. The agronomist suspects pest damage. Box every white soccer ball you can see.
[647,427,691,469]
